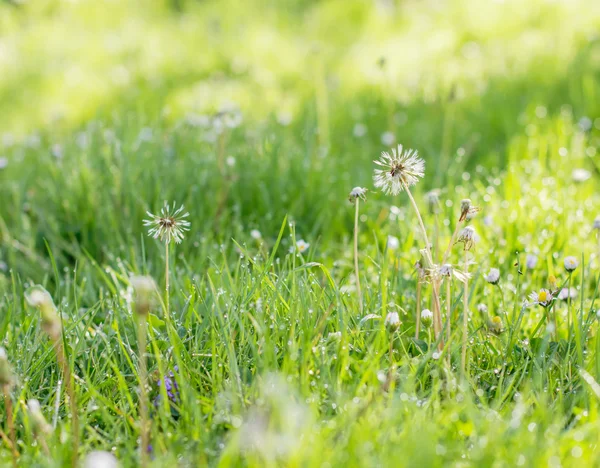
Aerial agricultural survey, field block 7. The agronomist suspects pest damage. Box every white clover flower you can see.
[143,202,190,244]
[250,229,262,240]
[421,309,433,327]
[457,226,477,251]
[526,254,538,269]
[485,268,500,285]
[83,451,119,468]
[564,256,579,272]
[384,311,401,331]
[593,216,600,230]
[387,235,400,251]
[373,144,425,195]
[380,131,395,146]
[348,187,368,202]
[558,287,577,301]
[572,168,591,183]
[527,289,553,308]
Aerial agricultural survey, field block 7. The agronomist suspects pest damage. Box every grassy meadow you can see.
[1,0,600,466]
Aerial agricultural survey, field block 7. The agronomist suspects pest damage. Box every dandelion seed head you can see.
[373,144,425,195]
[83,450,119,468]
[457,226,477,251]
[387,235,400,251]
[440,264,453,277]
[143,202,190,244]
[250,229,262,240]
[348,187,368,202]
[426,189,441,214]
[477,303,488,313]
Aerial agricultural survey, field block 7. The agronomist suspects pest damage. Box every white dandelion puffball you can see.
[373,144,425,195]
[348,186,368,202]
[83,451,119,468]
[250,229,262,240]
[387,235,400,251]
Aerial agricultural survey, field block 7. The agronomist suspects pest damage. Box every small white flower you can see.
[290,239,310,254]
[384,311,400,331]
[572,168,591,183]
[526,254,538,269]
[593,216,600,230]
[421,309,433,327]
[250,229,262,240]
[353,123,367,138]
[558,287,577,301]
[373,144,425,195]
[527,289,553,308]
[83,451,119,468]
[485,268,500,285]
[564,256,579,272]
[477,303,488,313]
[387,235,400,251]
[380,131,395,146]
[457,226,477,251]
[348,187,368,202]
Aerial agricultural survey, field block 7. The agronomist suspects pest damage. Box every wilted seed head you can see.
[426,190,441,214]
[384,311,401,332]
[485,268,500,285]
[594,216,600,230]
[421,309,433,327]
[439,264,453,277]
[459,199,472,221]
[489,316,504,334]
[83,451,119,468]
[27,399,52,436]
[457,226,477,251]
[348,187,367,203]
[130,276,156,316]
[564,256,579,273]
[143,201,190,244]
[373,144,425,195]
[0,347,13,387]
[477,303,488,314]
[25,285,61,340]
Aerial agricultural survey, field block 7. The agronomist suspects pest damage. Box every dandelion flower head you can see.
[373,144,425,195]
[143,202,190,244]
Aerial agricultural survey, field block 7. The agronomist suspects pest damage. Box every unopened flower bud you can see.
[27,399,52,436]
[384,312,401,332]
[426,190,440,214]
[489,316,504,334]
[130,276,156,316]
[25,285,61,340]
[0,347,13,387]
[421,309,433,327]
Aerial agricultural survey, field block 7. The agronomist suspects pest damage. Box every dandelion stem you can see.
[461,249,469,377]
[446,278,452,352]
[403,183,432,260]
[137,316,149,468]
[165,242,170,319]
[353,198,363,313]
[567,273,573,341]
[3,385,18,468]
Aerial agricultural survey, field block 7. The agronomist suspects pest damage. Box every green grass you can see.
[1,0,600,466]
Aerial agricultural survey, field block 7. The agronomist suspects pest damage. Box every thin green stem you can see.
[353,198,363,313]
[461,249,469,377]
[415,279,422,339]
[54,339,78,468]
[3,385,18,468]
[137,316,149,468]
[165,242,170,319]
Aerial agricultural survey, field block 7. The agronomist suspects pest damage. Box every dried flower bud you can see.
[25,285,61,340]
[457,226,477,251]
[0,347,13,387]
[459,199,471,221]
[27,399,52,436]
[439,264,453,277]
[426,190,440,214]
[421,309,433,327]
[130,276,156,316]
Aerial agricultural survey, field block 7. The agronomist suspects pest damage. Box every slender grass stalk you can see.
[461,250,469,377]
[415,278,422,338]
[137,316,149,468]
[165,242,170,319]
[353,197,363,313]
[567,272,573,341]
[446,278,452,350]
[54,339,79,468]
[2,385,18,468]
